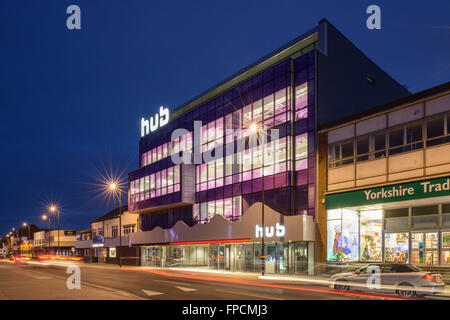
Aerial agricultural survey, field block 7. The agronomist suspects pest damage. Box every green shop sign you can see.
[325,177,450,209]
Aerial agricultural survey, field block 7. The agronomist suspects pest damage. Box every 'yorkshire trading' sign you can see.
[325,177,450,209]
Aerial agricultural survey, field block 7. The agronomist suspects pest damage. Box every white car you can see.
[329,263,445,298]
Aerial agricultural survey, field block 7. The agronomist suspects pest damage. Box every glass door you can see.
[425,232,438,266]
[234,244,244,272]
[294,242,308,274]
[218,245,225,270]
[265,243,276,274]
[411,233,424,264]
[441,231,450,265]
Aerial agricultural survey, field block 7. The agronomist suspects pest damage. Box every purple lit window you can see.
[295,108,308,121]
[264,176,274,190]
[224,198,233,219]
[274,172,287,188]
[295,83,308,110]
[242,171,252,181]
[296,169,307,186]
[274,113,286,126]
[296,159,308,171]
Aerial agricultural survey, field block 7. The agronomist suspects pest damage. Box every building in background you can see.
[32,229,79,257]
[10,224,40,257]
[76,228,92,262]
[318,82,450,267]
[75,206,139,265]
[128,19,410,274]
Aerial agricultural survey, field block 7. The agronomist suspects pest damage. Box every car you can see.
[9,255,15,261]
[14,256,31,264]
[329,263,445,298]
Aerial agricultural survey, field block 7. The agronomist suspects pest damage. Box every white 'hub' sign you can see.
[255,223,285,238]
[141,106,170,137]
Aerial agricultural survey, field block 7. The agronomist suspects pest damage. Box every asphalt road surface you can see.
[0,260,441,300]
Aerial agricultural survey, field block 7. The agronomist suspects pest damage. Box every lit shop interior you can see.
[140,241,313,274]
[326,197,450,266]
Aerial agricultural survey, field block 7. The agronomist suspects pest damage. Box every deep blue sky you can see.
[0,1,448,236]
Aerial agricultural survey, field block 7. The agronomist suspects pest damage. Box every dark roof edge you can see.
[168,23,321,120]
[319,18,411,95]
[92,205,129,223]
[319,81,450,131]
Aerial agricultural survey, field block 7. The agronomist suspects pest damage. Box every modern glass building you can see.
[128,19,410,274]
[319,82,450,267]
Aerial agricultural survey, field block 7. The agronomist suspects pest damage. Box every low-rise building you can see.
[32,229,79,257]
[318,82,450,268]
[76,206,139,265]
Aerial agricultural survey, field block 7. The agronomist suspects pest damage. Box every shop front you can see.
[325,176,450,267]
[132,203,315,275]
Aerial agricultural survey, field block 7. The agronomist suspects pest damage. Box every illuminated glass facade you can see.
[129,46,317,230]
[128,19,412,272]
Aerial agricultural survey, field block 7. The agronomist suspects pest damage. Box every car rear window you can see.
[392,264,420,272]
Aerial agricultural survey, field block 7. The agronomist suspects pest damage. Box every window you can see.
[355,132,387,162]
[326,209,359,261]
[328,140,354,168]
[130,165,181,203]
[123,225,135,235]
[385,233,409,263]
[427,115,450,146]
[389,122,424,155]
[356,135,369,161]
[360,210,382,261]
[295,83,308,110]
[111,226,118,238]
[109,247,117,258]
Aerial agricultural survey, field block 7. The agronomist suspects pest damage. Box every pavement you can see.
[0,259,449,300]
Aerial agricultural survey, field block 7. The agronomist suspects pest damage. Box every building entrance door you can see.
[235,244,244,271]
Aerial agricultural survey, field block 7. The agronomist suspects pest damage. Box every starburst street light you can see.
[105,180,124,268]
[248,121,267,276]
[49,204,60,254]
[22,222,30,241]
[42,214,51,253]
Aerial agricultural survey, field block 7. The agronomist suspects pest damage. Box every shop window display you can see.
[411,233,424,264]
[326,209,359,261]
[385,233,409,263]
[359,210,382,261]
[441,232,450,265]
[425,232,438,265]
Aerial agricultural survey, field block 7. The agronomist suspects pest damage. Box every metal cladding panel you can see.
[130,202,315,245]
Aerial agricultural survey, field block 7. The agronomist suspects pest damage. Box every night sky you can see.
[0,1,448,236]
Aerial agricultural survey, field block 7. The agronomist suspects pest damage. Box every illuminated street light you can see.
[49,205,60,255]
[22,222,30,241]
[106,180,123,268]
[42,214,51,253]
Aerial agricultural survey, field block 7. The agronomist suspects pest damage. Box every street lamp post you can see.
[250,122,266,276]
[109,183,122,268]
[50,206,60,255]
[42,214,51,254]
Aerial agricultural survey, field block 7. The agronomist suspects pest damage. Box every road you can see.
[0,260,442,300]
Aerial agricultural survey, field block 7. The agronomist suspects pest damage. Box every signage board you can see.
[325,177,450,209]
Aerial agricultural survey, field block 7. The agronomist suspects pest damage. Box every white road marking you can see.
[216,289,284,300]
[176,286,197,292]
[142,289,164,297]
[154,279,187,285]
[32,275,51,280]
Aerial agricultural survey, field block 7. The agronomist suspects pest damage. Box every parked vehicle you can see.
[329,263,445,298]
